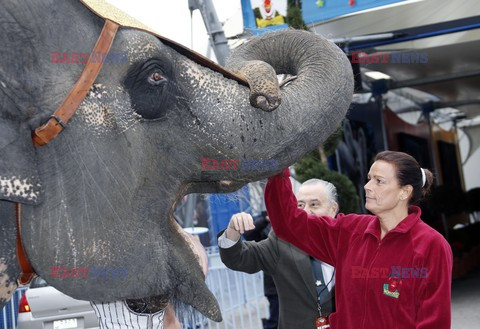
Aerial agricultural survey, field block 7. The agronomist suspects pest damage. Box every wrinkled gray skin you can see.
[0,0,353,321]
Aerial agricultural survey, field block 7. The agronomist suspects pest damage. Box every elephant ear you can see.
[0,200,20,307]
[0,116,43,205]
[0,10,43,205]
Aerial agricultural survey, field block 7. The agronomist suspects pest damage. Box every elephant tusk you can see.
[279,75,298,89]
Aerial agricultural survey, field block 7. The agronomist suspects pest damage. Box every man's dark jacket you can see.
[219,230,335,329]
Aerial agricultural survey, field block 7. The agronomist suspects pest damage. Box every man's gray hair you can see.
[301,179,338,204]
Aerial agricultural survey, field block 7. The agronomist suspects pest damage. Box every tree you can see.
[295,154,360,214]
[286,0,308,30]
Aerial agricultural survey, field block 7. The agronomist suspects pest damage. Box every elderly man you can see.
[218,178,339,329]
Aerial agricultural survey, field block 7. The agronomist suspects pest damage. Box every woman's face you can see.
[364,160,408,216]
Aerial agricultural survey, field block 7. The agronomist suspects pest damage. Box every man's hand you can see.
[225,212,256,241]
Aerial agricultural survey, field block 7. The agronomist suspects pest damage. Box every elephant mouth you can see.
[149,178,248,321]
[125,295,170,314]
[181,179,248,196]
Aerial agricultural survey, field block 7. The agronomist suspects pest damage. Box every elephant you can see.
[0,0,353,322]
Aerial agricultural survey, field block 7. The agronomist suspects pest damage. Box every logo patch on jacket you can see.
[383,283,400,298]
[383,276,402,298]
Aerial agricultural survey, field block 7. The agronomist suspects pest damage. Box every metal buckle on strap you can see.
[50,115,67,128]
[32,19,119,147]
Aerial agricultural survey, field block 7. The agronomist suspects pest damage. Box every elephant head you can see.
[0,0,353,320]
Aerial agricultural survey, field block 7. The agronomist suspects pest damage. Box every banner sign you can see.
[241,0,288,34]
[241,0,407,34]
[302,0,407,25]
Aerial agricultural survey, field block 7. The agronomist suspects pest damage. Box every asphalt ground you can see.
[451,267,480,329]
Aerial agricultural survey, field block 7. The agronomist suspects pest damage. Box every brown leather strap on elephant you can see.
[32,20,120,147]
[16,204,36,285]
[22,19,120,283]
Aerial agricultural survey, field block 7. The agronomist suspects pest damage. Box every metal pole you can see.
[332,33,395,44]
[374,94,389,151]
[188,0,230,66]
[392,70,480,90]
[360,70,480,94]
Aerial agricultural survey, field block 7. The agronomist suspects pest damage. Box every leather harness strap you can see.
[32,19,120,147]
[16,204,36,285]
[17,19,120,285]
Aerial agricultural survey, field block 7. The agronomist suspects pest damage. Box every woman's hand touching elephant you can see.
[225,212,256,241]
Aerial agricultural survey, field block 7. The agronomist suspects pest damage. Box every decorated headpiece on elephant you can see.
[0,0,353,321]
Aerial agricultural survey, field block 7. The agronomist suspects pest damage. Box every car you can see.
[17,277,99,329]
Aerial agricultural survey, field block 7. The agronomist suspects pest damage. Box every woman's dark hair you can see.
[375,151,434,205]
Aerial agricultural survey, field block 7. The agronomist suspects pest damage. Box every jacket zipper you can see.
[360,240,382,329]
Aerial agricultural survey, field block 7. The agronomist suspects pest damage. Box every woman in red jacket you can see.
[265,150,452,329]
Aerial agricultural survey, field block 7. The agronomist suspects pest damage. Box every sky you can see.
[107,0,245,62]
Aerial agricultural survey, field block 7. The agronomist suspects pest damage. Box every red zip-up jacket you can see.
[265,169,453,329]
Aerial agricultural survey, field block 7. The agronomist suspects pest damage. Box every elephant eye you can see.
[123,59,181,121]
[148,71,165,85]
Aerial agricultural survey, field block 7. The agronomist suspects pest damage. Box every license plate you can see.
[53,318,77,329]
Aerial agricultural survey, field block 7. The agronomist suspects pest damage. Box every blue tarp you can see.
[208,185,251,241]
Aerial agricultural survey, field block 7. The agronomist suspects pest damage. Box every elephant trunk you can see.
[225,30,353,170]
